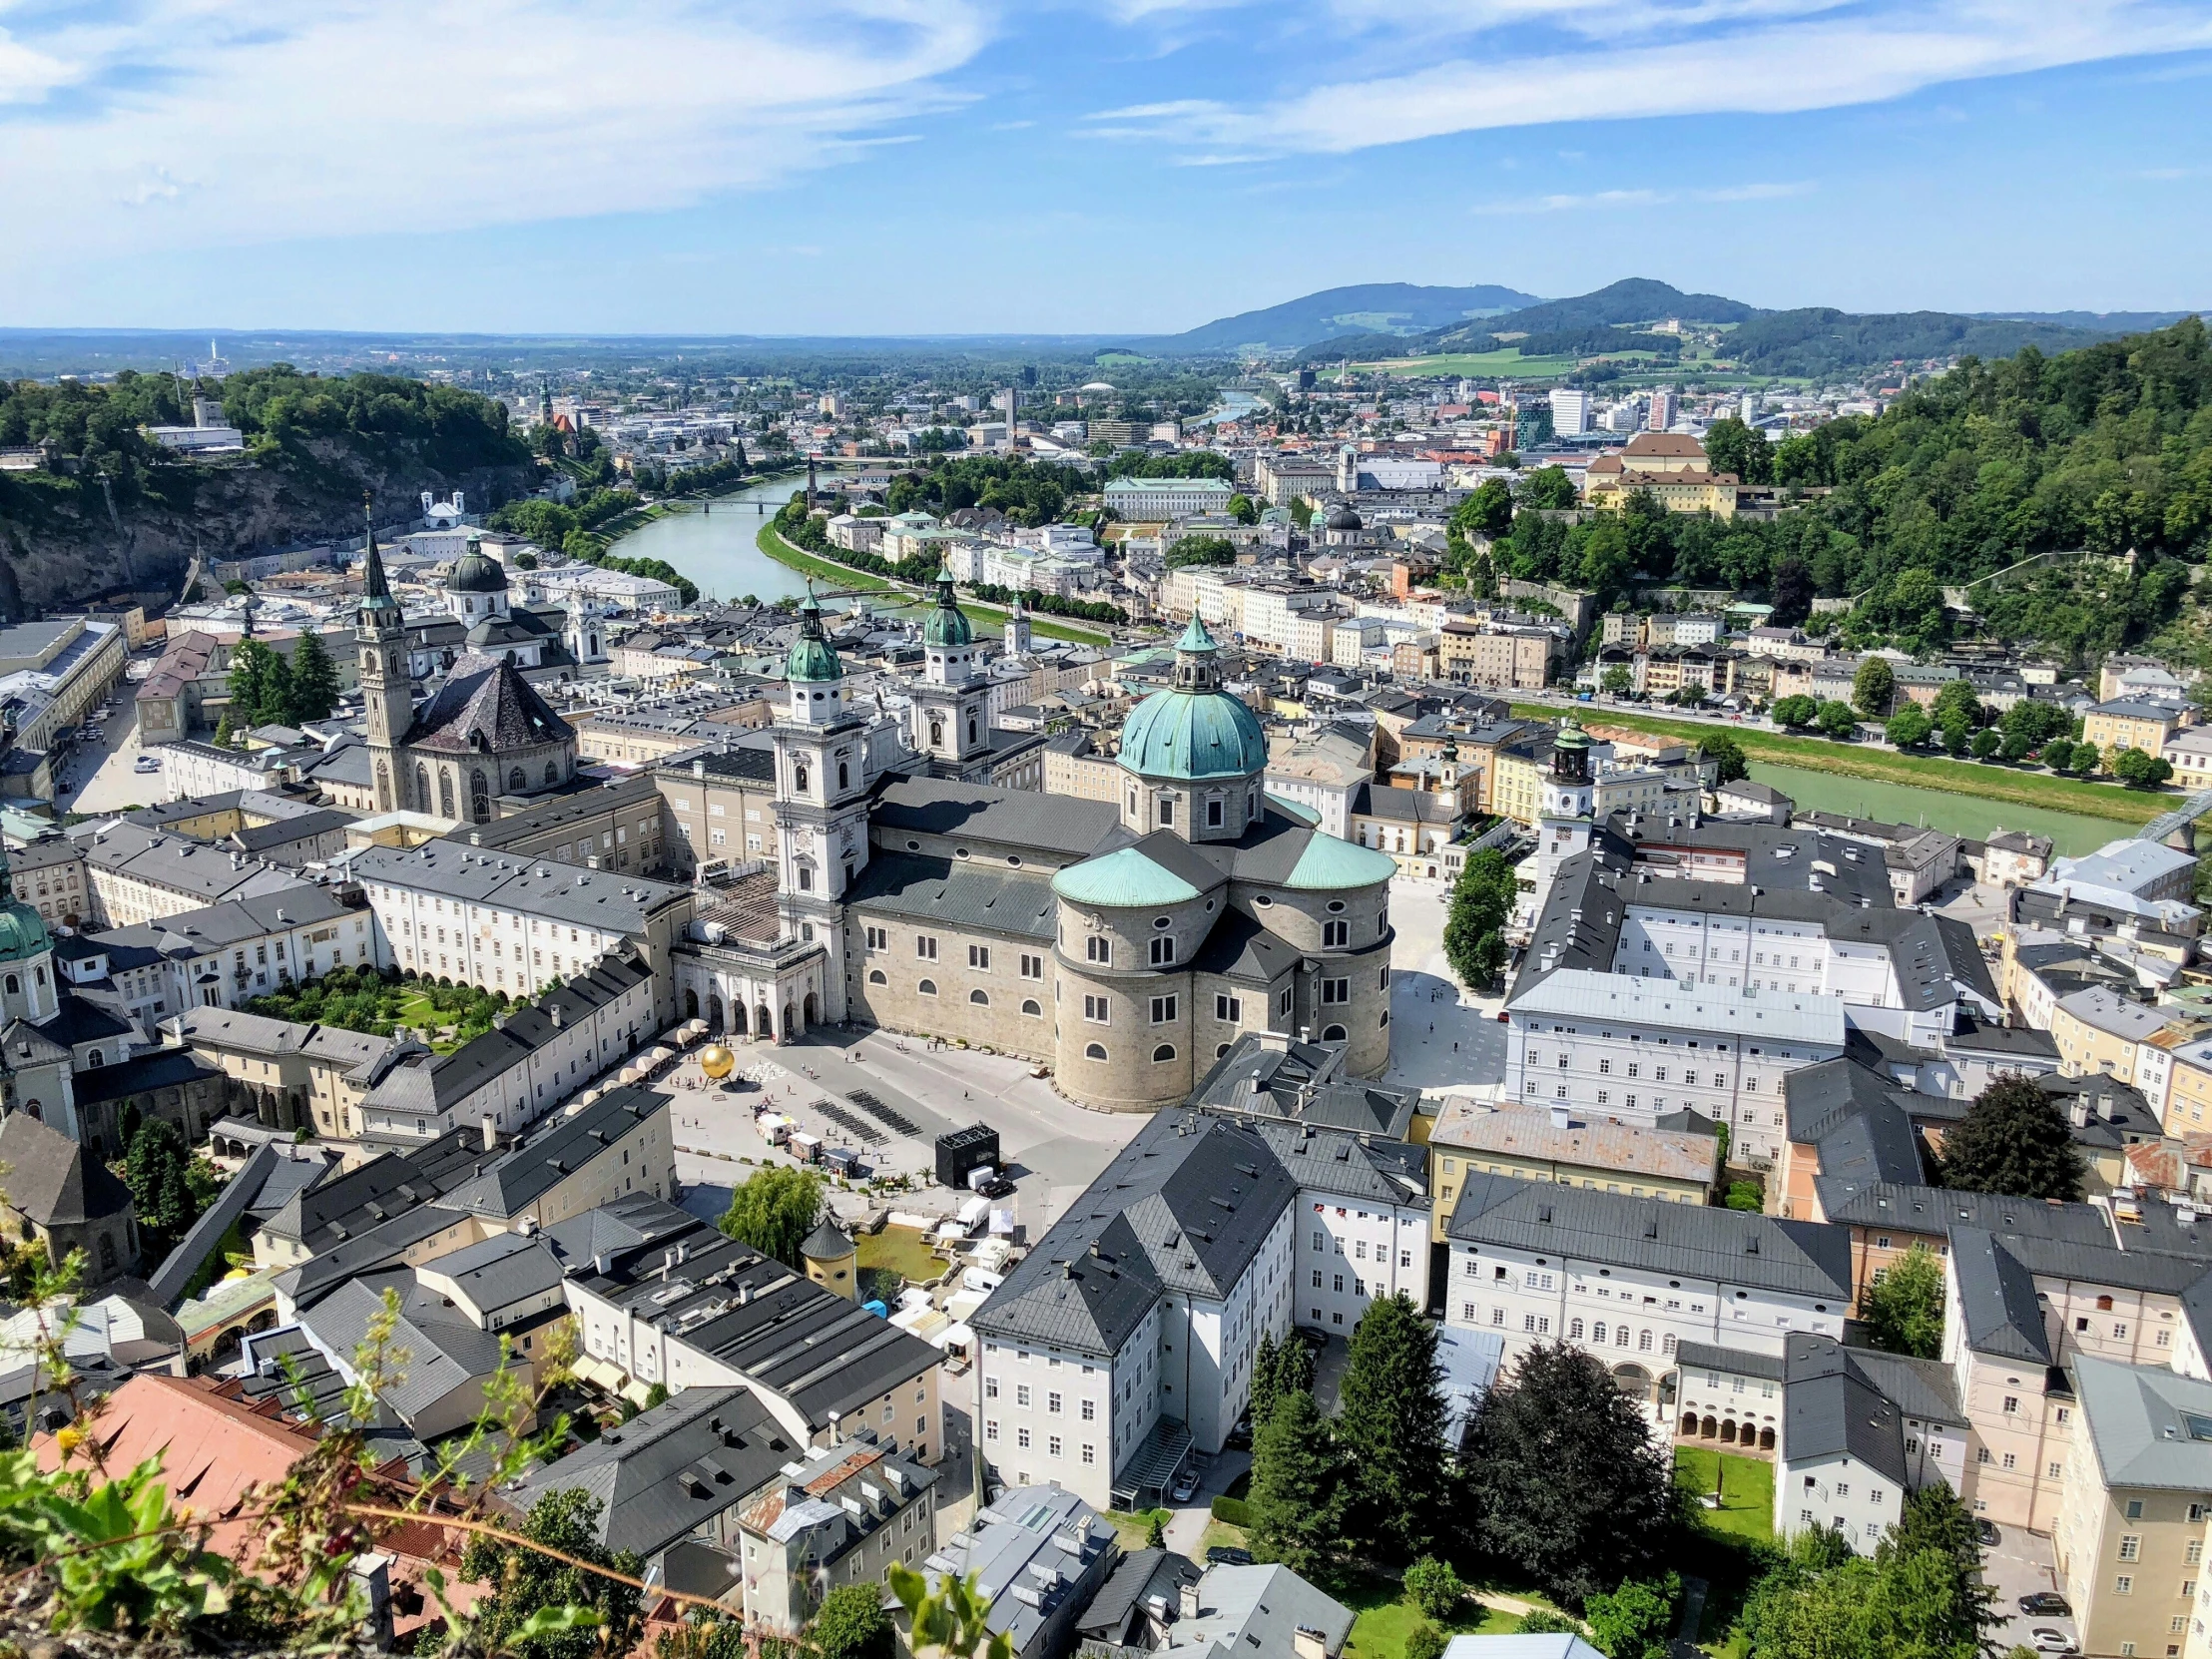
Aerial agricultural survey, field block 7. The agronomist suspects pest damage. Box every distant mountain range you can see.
[1138,278,2205,378]
[1131,283,1544,355]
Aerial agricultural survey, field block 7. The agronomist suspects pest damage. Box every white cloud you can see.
[1086,1,2212,157]
[0,0,988,265]
[1472,181,1813,212]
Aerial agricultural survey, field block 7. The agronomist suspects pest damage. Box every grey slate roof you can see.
[1445,1173,1853,1301]
[1077,1548,1201,1645]
[67,1047,223,1108]
[842,853,1057,942]
[972,1108,1303,1358]
[1173,1562,1355,1659]
[1676,1342,1785,1381]
[2073,1356,2212,1492]
[1947,1228,2054,1364]
[0,1113,134,1227]
[345,842,690,934]
[1784,1350,1907,1485]
[436,1085,670,1221]
[870,778,1121,862]
[503,1384,794,1559]
[1190,1033,1420,1138]
[299,1272,510,1425]
[927,1483,1116,1658]
[402,650,573,754]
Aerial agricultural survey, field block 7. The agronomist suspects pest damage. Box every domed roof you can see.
[1118,619,1267,782]
[786,587,844,684]
[447,542,508,595]
[921,573,973,649]
[1326,504,1363,531]
[0,849,50,964]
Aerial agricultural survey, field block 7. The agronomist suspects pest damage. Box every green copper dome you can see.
[1119,618,1267,782]
[786,587,844,684]
[0,848,50,963]
[921,573,974,649]
[1052,847,1203,908]
[1284,831,1398,891]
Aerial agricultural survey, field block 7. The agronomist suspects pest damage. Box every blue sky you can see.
[4,0,2211,334]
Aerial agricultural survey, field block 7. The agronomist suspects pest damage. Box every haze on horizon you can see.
[4,0,2211,336]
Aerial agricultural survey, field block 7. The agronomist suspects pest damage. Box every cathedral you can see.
[355,518,582,823]
[679,584,1400,1112]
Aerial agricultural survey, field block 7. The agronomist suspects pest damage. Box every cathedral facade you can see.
[677,587,1400,1111]
[355,523,582,823]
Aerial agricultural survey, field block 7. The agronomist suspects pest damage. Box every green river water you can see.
[1747,762,2127,856]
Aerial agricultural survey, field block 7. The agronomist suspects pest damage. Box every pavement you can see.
[1981,1525,2079,1655]
[53,687,159,817]
[1380,872,1508,1097]
[670,1023,1145,1238]
[1160,1447,1252,1557]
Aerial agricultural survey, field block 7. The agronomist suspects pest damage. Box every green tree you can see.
[1601,665,1633,697]
[1226,493,1259,525]
[2068,740,2101,776]
[212,711,237,750]
[1704,416,1773,485]
[458,1488,642,1659]
[1931,680,1982,730]
[810,1582,894,1659]
[888,1563,1010,1659]
[1584,1575,1679,1659]
[1769,558,1815,627]
[1404,1625,1447,1659]
[1518,466,1578,510]
[283,629,341,723]
[1884,707,1932,749]
[1455,478,1515,539]
[1860,1243,1946,1359]
[718,1165,826,1266]
[1250,1330,1282,1433]
[1970,727,2002,761]
[1771,695,1818,730]
[1699,733,1748,784]
[1461,1343,1677,1606]
[1941,717,1970,757]
[1277,1332,1316,1398]
[1443,848,1518,993]
[2114,747,2174,788]
[1853,656,1896,719]
[1516,1610,1585,1635]
[225,637,290,730]
[1816,700,1860,740]
[1247,1389,1346,1577]
[2038,738,2075,774]
[1338,1295,1451,1561]
[125,1119,204,1248]
[1165,535,1237,569]
[1937,1076,2085,1201]
[1404,1557,1464,1621]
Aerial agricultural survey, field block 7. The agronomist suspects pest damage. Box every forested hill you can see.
[1470,316,2212,668]
[0,367,533,615]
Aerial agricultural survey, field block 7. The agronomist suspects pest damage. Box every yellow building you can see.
[2053,1358,2212,1659]
[1582,436,1741,519]
[2049,987,2181,1087]
[1424,1099,1717,1241]
[1491,737,1553,828]
[2083,699,2190,757]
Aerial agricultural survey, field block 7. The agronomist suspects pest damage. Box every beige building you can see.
[2054,1358,2212,1659]
[170,1005,397,1139]
[2052,988,2182,1087]
[1424,1098,1717,1242]
[736,1439,939,1636]
[572,706,773,766]
[1042,739,1123,802]
[11,836,88,928]
[1437,621,1552,691]
[653,749,782,874]
[2084,700,2191,758]
[443,775,672,878]
[1490,737,1553,828]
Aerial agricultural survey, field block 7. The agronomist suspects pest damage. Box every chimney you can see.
[481,1117,498,1153]
[1180,1583,1200,1621]
[1293,1629,1329,1659]
[1550,1105,1571,1130]
[2069,1097,2089,1129]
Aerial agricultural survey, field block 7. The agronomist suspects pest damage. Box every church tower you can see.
[910,573,992,771]
[770,587,872,1022]
[1529,717,1597,923]
[355,498,413,814]
[564,597,609,665]
[1004,593,1033,657]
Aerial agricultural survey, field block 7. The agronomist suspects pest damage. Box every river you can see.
[1747,762,2125,856]
[611,472,927,614]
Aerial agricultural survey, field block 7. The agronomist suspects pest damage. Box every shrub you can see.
[1404,1623,1447,1659]
[1405,1556,1465,1620]
[1210,1495,1252,1527]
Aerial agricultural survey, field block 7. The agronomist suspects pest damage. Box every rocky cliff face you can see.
[0,441,534,616]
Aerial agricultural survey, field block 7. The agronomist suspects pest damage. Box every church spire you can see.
[358,494,398,625]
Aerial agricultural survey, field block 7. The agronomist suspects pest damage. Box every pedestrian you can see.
[1453,1041,1459,1052]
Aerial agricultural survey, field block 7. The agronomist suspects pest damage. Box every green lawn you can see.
[755,525,1111,645]
[1342,1580,1529,1659]
[1676,1447,1776,1544]
[1514,702,2168,827]
[1350,349,1589,379]
[856,1225,947,1289]
[1105,1507,1173,1551]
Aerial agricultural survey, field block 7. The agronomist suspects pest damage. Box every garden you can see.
[242,966,519,1053]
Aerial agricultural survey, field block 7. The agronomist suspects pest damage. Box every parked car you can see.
[2018,1594,2071,1617]
[1975,1518,2001,1547]
[2028,1630,2075,1654]
[133,756,160,774]
[1171,1470,1199,1503]
[1206,1547,1254,1567]
[1225,1413,1252,1451]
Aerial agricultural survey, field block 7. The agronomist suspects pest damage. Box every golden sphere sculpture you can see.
[699,1044,737,1080]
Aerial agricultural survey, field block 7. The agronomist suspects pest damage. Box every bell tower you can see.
[354,497,413,814]
[770,586,871,1023]
[1528,717,1597,924]
[911,573,991,771]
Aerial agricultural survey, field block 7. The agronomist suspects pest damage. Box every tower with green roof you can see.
[769,581,873,1028]
[1531,715,1598,923]
[909,572,991,771]
[1116,618,1269,844]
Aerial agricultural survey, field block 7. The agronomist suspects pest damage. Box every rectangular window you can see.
[969,943,990,969]
[1020,954,1043,979]
[1083,995,1110,1025]
[1150,995,1177,1023]
[1017,1427,1031,1450]
[915,935,938,960]
[1321,977,1350,1005]
[2122,1536,2143,1562]
[865,926,886,951]
[1149,935,1176,965]
[1086,936,1111,965]
[2116,1577,2134,1596]
[1216,993,1242,1022]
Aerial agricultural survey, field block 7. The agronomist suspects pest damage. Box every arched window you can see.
[917,979,938,996]
[4,974,17,996]
[1216,1042,1230,1057]
[1152,1044,1176,1062]
[470,770,490,823]
[969,990,988,1005]
[438,772,456,818]
[416,764,432,811]
[375,761,390,806]
[837,763,848,791]
[544,762,560,787]
[508,767,526,791]
[84,1050,101,1068]
[1322,1023,1347,1042]
[967,717,978,744]
[1084,1043,1107,1061]
[929,719,944,748]
[98,1234,116,1272]
[1021,999,1042,1016]
[868,969,887,985]
[795,763,810,792]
